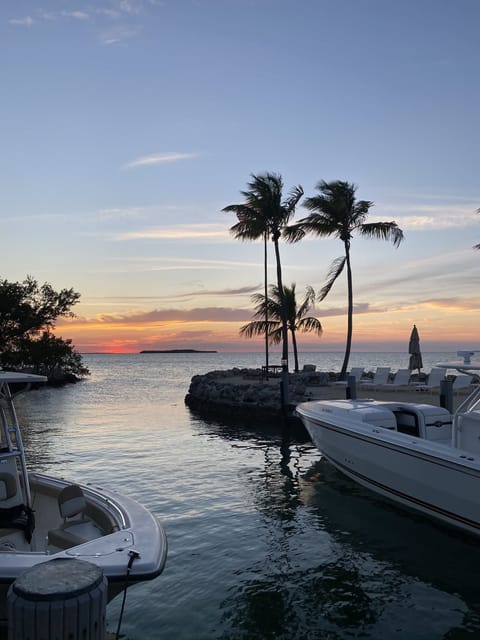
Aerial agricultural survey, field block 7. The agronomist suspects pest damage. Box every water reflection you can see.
[199,418,480,639]
[301,460,480,600]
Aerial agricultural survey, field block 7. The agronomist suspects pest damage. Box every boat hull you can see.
[297,402,480,537]
[0,473,167,621]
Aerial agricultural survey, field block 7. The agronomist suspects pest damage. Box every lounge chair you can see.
[360,367,391,387]
[414,367,445,391]
[380,368,411,388]
[452,374,474,392]
[333,367,364,386]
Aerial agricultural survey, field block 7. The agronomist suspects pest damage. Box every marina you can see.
[7,351,480,639]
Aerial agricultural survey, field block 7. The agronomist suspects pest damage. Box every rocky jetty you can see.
[184,367,330,423]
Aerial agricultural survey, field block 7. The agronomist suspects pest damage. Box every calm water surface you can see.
[12,353,480,639]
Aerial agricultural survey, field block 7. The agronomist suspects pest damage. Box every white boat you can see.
[296,378,480,538]
[0,371,167,620]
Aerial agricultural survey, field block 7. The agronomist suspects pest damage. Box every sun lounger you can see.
[334,367,364,385]
[414,367,445,391]
[378,368,411,388]
[360,367,391,386]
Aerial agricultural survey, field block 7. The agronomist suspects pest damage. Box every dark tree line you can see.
[0,276,89,381]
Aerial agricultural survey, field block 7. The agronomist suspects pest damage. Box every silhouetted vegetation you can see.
[223,173,303,381]
[240,283,322,372]
[0,276,89,381]
[285,180,404,378]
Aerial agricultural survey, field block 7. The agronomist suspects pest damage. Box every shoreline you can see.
[184,368,471,429]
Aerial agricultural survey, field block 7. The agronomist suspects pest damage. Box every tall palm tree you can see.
[223,173,303,409]
[240,283,323,372]
[285,180,404,378]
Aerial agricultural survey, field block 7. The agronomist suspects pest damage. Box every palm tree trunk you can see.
[264,232,269,377]
[340,242,353,378]
[290,328,299,372]
[272,234,289,410]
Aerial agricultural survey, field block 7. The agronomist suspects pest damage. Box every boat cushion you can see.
[48,520,105,550]
[0,473,17,501]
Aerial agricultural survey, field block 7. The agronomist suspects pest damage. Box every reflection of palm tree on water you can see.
[218,441,480,639]
[218,441,387,638]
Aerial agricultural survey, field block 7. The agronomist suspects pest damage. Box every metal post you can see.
[346,375,357,400]
[440,379,453,413]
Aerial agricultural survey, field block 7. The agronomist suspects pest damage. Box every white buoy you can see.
[7,558,107,640]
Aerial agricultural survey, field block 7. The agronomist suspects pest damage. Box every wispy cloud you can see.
[37,10,90,21]
[124,152,198,169]
[114,0,143,15]
[9,1,150,44]
[9,16,35,26]
[99,23,142,45]
[113,224,227,241]
[375,197,479,231]
[63,306,253,326]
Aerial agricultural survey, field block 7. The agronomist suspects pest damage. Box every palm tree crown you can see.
[240,283,323,372]
[285,180,404,378]
[223,173,303,243]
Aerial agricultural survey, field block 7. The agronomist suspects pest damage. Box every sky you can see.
[1,0,480,354]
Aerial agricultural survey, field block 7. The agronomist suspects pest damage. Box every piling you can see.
[7,558,107,640]
[346,375,357,400]
[440,379,453,413]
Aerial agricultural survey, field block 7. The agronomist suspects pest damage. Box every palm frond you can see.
[318,256,346,301]
[239,320,278,339]
[296,285,316,318]
[282,222,306,243]
[296,316,323,335]
[359,222,404,247]
[283,185,304,212]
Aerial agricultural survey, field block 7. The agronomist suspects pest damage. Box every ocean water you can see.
[11,352,480,640]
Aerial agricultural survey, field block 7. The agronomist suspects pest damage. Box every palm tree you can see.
[240,283,323,372]
[223,173,303,409]
[285,180,404,379]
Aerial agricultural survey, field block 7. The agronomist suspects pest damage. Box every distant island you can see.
[140,349,218,353]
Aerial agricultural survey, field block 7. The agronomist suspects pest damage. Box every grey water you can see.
[12,352,480,639]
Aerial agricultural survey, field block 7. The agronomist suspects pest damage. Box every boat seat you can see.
[48,484,104,550]
[0,473,17,502]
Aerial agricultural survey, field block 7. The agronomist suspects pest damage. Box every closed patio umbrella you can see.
[408,324,423,375]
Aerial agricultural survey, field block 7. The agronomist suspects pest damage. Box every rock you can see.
[184,368,329,427]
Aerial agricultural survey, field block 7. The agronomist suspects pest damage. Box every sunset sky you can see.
[2,0,479,353]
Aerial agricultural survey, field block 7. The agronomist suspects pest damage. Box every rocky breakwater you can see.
[184,368,330,423]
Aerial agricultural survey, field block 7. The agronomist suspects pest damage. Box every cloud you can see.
[375,198,479,231]
[115,0,143,14]
[99,23,142,45]
[30,9,90,21]
[9,2,148,44]
[63,306,253,327]
[9,16,35,26]
[113,224,227,241]
[124,152,198,169]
